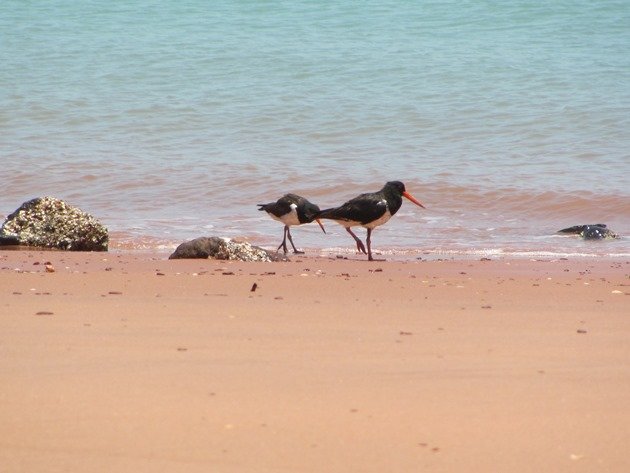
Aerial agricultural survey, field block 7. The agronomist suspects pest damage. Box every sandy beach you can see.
[0,250,628,472]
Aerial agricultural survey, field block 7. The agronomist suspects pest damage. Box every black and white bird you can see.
[316,181,424,261]
[258,193,326,254]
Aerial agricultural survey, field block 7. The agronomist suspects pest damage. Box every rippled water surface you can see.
[2,1,629,257]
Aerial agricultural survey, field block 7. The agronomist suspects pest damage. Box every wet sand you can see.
[0,251,628,472]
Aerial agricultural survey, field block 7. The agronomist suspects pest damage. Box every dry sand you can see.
[0,250,628,472]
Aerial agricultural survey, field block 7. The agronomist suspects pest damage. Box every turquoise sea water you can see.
[1,1,629,257]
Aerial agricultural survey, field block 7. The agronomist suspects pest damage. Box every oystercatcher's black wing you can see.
[319,192,387,225]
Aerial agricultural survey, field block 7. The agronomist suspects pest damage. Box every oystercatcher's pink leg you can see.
[276,226,289,253]
[346,228,367,254]
[286,227,304,254]
[365,228,385,261]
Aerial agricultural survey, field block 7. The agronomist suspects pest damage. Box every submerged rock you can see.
[557,224,619,240]
[169,237,288,262]
[0,197,108,251]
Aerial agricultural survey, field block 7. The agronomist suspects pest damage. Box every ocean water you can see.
[1,0,629,258]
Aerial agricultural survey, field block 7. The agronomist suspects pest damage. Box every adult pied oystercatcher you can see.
[258,193,326,254]
[317,181,424,261]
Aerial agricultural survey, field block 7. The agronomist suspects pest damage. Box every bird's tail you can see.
[314,207,341,220]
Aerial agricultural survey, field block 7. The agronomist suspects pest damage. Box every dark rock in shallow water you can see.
[169,237,288,261]
[0,197,108,251]
[557,224,619,240]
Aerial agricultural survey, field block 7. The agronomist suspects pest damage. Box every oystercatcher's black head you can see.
[300,204,326,233]
[384,181,406,193]
[383,181,425,208]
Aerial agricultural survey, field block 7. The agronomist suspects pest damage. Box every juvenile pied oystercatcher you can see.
[317,181,424,261]
[258,193,326,254]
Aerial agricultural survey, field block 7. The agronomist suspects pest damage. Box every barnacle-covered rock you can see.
[0,197,108,251]
[169,237,287,261]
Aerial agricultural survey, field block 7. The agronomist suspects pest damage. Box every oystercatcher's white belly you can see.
[270,203,300,226]
[364,209,392,229]
[334,208,392,229]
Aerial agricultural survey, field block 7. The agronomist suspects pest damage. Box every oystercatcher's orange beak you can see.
[315,218,326,234]
[403,191,425,209]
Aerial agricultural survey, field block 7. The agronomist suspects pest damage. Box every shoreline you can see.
[3,244,630,263]
[1,250,628,472]
[108,241,630,262]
